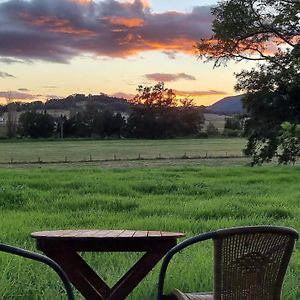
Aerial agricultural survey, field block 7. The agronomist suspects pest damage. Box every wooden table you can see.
[31,229,184,300]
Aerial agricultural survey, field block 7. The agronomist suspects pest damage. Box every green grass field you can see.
[0,166,299,299]
[0,138,246,164]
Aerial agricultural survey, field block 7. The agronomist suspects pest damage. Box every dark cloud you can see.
[0,0,214,62]
[145,72,196,82]
[0,71,15,78]
[18,88,30,91]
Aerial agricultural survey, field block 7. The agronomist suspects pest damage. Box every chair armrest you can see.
[157,231,216,300]
[0,243,75,300]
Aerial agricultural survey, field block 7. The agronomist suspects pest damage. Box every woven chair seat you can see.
[171,289,213,300]
[157,226,299,300]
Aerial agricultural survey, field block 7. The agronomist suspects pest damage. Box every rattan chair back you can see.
[213,226,298,300]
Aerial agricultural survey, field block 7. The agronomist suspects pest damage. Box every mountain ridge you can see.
[206,95,244,114]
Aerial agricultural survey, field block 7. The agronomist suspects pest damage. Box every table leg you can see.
[42,248,110,300]
[108,251,166,300]
[41,246,173,300]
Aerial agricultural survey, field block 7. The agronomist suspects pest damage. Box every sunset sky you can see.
[0,0,254,105]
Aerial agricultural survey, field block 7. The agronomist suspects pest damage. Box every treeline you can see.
[17,103,204,139]
[4,83,244,139]
[15,83,207,139]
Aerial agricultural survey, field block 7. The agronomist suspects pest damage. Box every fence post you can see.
[89,154,92,162]
[10,157,13,164]
[114,154,117,161]
[65,156,68,163]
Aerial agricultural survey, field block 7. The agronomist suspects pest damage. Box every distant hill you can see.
[0,93,132,114]
[207,95,244,114]
[44,93,132,113]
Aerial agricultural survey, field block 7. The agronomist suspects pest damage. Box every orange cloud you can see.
[107,17,145,28]
[2,0,214,62]
[86,36,197,58]
[135,38,197,56]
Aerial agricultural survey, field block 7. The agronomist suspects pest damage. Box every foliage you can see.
[223,116,243,137]
[197,0,300,66]
[6,94,18,138]
[277,122,300,164]
[62,104,125,138]
[223,128,241,138]
[127,83,204,138]
[224,116,241,131]
[131,82,177,108]
[206,122,219,136]
[18,111,55,138]
[197,0,300,164]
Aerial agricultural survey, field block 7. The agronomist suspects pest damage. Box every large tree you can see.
[127,82,203,138]
[18,111,55,138]
[197,0,300,164]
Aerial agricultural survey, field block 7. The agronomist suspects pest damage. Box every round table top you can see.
[31,229,185,240]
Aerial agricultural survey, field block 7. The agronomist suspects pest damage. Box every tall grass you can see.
[0,166,299,299]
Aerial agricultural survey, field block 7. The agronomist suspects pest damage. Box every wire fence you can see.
[0,152,248,165]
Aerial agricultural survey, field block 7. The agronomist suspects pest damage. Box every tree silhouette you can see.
[127,83,204,138]
[18,111,55,138]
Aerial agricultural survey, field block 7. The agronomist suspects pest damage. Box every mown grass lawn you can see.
[0,166,300,299]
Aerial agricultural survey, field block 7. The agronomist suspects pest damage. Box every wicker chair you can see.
[0,243,75,300]
[157,226,298,300]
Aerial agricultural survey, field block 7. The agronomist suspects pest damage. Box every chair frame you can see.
[0,243,75,300]
[157,226,299,300]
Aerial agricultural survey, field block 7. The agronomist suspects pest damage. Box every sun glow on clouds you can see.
[0,0,238,106]
[0,0,214,61]
[107,17,145,28]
